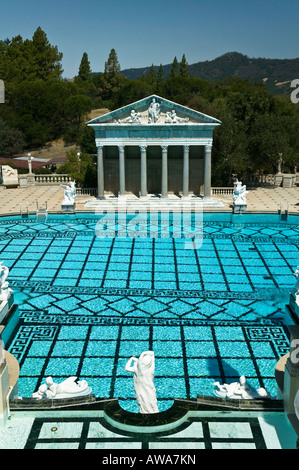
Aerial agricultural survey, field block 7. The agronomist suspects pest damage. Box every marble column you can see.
[140,145,147,197]
[161,146,168,197]
[183,145,189,197]
[97,145,104,199]
[118,145,125,196]
[204,144,212,198]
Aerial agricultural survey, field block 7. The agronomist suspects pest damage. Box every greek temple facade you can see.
[87,95,221,199]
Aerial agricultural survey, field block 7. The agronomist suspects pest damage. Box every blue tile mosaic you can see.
[3,214,298,410]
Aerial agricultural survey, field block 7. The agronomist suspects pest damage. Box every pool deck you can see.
[0,185,298,215]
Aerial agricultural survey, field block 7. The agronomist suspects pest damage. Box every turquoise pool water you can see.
[1,212,299,412]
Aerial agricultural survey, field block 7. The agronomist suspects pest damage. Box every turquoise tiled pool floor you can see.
[1,214,298,412]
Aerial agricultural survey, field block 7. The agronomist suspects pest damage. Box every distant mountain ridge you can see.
[120,52,299,95]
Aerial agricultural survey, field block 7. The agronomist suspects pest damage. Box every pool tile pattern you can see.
[22,415,269,449]
[2,215,298,411]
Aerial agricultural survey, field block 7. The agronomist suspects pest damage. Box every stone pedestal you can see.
[275,173,283,187]
[0,359,9,426]
[283,326,299,415]
[0,295,14,324]
[233,203,247,213]
[61,203,75,212]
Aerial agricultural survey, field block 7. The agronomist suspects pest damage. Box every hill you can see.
[120,52,299,95]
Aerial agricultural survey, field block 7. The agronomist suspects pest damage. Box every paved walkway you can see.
[0,185,298,215]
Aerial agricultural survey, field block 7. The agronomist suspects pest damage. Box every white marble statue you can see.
[165,110,189,124]
[0,262,12,301]
[125,351,159,413]
[214,376,272,399]
[32,376,92,399]
[148,98,160,123]
[233,180,248,205]
[117,109,141,124]
[1,165,18,187]
[61,180,77,205]
[293,268,299,303]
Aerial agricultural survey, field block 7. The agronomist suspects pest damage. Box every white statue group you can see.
[0,262,12,301]
[115,98,189,125]
[233,179,247,206]
[61,180,76,205]
[214,376,272,400]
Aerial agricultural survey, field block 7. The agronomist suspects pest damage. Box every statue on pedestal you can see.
[125,351,159,413]
[293,268,299,304]
[61,180,77,205]
[233,180,248,206]
[0,262,12,301]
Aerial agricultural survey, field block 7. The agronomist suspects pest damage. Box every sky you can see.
[0,0,298,78]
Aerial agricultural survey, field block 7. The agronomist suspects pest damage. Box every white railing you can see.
[35,174,72,185]
[243,174,276,187]
[211,187,234,195]
[76,188,98,196]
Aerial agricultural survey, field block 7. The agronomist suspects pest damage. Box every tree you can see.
[0,118,26,157]
[99,48,126,101]
[65,94,93,138]
[78,52,91,81]
[57,149,96,187]
[169,56,179,78]
[0,27,63,95]
[144,64,156,85]
[180,54,189,78]
[156,64,164,95]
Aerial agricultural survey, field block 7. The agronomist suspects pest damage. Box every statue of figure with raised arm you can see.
[61,180,77,205]
[125,351,159,413]
[148,98,160,123]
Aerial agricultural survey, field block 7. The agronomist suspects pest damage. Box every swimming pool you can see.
[1,212,298,412]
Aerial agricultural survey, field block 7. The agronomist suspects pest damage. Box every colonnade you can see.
[96,144,212,198]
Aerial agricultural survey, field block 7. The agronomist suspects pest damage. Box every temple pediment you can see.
[87,95,221,126]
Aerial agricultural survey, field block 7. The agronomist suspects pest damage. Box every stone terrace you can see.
[0,185,298,215]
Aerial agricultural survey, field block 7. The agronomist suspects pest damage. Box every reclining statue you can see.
[32,376,92,399]
[214,376,272,399]
[125,351,159,413]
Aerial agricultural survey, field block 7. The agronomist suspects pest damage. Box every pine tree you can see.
[100,48,125,101]
[78,52,91,81]
[145,64,156,85]
[104,48,121,78]
[169,56,179,78]
[156,64,164,94]
[180,54,189,78]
